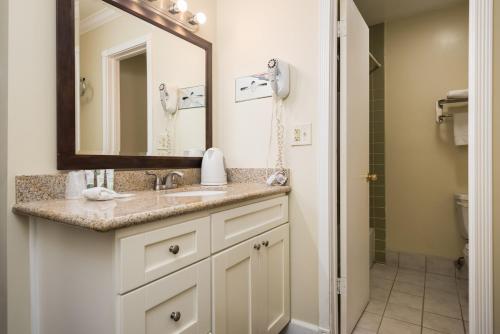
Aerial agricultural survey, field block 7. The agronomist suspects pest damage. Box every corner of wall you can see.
[0,0,8,331]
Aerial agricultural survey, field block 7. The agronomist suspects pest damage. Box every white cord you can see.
[275,98,285,170]
[266,95,286,179]
[266,95,277,179]
[165,110,178,155]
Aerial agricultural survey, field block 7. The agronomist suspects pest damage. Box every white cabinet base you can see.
[29,195,289,334]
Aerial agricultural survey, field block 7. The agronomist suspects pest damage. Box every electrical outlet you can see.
[157,133,169,151]
[291,123,312,146]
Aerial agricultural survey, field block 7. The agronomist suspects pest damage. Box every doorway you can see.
[321,0,494,333]
[119,53,148,155]
[101,35,153,155]
[352,1,469,333]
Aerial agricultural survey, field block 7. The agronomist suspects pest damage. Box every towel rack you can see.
[436,98,468,123]
[438,98,468,109]
[369,52,382,74]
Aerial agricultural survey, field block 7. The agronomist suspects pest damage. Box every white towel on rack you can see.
[447,89,468,99]
[453,111,468,146]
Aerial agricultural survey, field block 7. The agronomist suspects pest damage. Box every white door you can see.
[339,0,370,333]
[212,237,261,334]
[261,225,290,334]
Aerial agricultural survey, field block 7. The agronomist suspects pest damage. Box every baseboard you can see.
[283,319,331,334]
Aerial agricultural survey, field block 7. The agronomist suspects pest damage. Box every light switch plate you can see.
[291,123,312,146]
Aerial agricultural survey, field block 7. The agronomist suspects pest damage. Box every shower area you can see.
[355,1,470,332]
[369,23,385,264]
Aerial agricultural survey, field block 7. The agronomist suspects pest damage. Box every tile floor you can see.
[353,261,469,334]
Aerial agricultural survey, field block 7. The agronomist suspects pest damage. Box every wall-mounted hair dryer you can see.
[159,83,179,115]
[267,58,290,99]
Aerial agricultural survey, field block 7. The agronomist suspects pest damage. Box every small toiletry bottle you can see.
[106,169,115,190]
[85,170,95,188]
[103,170,108,189]
[96,170,105,187]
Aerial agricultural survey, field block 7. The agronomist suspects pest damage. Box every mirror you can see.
[76,0,206,157]
[57,0,212,169]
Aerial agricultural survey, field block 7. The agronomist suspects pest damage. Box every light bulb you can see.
[169,0,188,14]
[176,0,188,12]
[190,12,207,25]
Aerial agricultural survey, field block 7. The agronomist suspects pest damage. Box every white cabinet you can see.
[120,259,211,334]
[30,195,289,334]
[212,224,290,334]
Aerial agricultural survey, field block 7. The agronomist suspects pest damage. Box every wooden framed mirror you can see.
[57,0,212,170]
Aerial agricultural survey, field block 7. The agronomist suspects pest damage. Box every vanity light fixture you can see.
[168,0,188,14]
[140,0,206,32]
[189,12,207,25]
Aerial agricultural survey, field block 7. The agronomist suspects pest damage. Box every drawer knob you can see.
[253,244,261,250]
[262,241,269,247]
[169,245,180,255]
[170,311,181,322]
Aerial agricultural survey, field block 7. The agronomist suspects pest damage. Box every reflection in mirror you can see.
[75,0,206,157]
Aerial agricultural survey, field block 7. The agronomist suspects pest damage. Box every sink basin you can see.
[164,190,227,198]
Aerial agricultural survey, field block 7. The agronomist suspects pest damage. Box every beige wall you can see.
[385,2,469,259]
[214,0,320,324]
[493,0,500,331]
[7,0,58,333]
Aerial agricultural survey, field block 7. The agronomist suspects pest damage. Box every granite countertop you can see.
[13,183,291,232]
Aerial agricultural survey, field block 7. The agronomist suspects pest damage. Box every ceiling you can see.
[353,0,467,26]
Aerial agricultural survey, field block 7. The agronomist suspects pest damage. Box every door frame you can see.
[317,0,494,333]
[101,35,153,155]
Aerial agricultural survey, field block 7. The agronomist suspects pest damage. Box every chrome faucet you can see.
[146,171,184,190]
[165,171,184,189]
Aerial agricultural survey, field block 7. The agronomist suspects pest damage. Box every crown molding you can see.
[80,7,122,35]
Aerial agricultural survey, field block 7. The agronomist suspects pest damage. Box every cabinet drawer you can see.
[211,196,288,253]
[119,259,211,334]
[118,216,210,293]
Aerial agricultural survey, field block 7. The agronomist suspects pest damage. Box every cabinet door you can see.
[212,237,262,334]
[260,224,290,334]
[120,259,211,334]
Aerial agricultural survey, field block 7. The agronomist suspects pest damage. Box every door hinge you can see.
[337,20,347,38]
[336,277,346,295]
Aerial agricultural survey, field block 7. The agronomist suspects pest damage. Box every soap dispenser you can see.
[201,148,228,186]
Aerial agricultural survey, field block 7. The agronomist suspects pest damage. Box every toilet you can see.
[454,193,469,265]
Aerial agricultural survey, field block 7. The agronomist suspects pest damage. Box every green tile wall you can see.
[369,23,386,263]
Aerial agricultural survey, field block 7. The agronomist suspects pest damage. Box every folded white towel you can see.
[447,89,468,100]
[82,187,135,201]
[454,111,468,146]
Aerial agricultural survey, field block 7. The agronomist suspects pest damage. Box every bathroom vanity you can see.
[20,0,294,332]
[14,184,290,334]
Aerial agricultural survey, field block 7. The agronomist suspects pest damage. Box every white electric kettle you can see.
[201,148,227,186]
